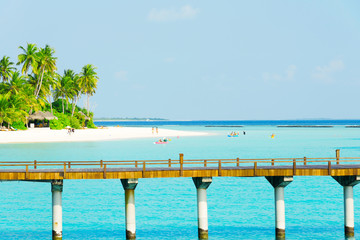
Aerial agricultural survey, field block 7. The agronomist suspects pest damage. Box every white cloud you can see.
[148,5,198,22]
[164,57,175,63]
[312,60,344,82]
[115,70,128,81]
[263,65,297,82]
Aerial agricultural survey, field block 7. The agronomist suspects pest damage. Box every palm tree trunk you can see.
[48,95,53,114]
[87,94,90,116]
[72,92,81,116]
[62,95,64,114]
[35,69,45,98]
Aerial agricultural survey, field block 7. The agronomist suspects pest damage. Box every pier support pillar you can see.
[51,180,63,240]
[266,176,293,240]
[333,176,360,238]
[192,177,212,239]
[121,179,138,240]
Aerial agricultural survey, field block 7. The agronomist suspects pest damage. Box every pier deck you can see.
[1,153,360,180]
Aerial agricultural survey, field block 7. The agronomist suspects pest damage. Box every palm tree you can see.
[17,43,38,76]
[79,64,98,115]
[34,45,57,98]
[0,56,15,83]
[8,71,27,96]
[70,73,81,116]
[54,71,74,113]
[45,72,59,114]
[62,69,81,116]
[0,92,28,128]
[0,93,13,127]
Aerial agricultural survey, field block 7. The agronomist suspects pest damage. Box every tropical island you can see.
[0,43,98,130]
[0,44,207,143]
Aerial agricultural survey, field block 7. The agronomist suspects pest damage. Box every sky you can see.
[1,1,360,120]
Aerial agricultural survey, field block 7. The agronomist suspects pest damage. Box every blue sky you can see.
[1,1,360,120]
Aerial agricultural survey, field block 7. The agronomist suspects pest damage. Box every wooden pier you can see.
[1,150,360,239]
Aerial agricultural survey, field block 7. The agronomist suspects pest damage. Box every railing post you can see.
[168,159,171,168]
[328,161,331,175]
[100,160,103,168]
[336,149,340,165]
[180,153,184,177]
[204,160,207,167]
[135,161,138,168]
[254,162,257,176]
[103,164,107,179]
[68,162,71,169]
[142,162,146,178]
[218,160,222,176]
[25,165,29,179]
[34,160,37,169]
[293,159,296,176]
[271,159,274,166]
[304,157,307,166]
[236,158,239,167]
[63,163,66,179]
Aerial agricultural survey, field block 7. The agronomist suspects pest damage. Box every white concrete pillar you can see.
[275,186,285,238]
[266,176,292,239]
[332,175,360,237]
[344,186,355,237]
[193,177,212,239]
[125,189,136,239]
[197,188,208,239]
[121,179,138,240]
[51,180,63,240]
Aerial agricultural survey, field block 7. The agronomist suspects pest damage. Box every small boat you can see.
[154,141,168,144]
[228,135,239,137]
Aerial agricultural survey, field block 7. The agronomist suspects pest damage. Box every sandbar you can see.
[0,127,208,144]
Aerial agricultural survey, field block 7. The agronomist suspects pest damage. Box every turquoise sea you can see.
[1,120,360,239]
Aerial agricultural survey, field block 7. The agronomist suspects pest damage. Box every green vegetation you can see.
[0,43,99,129]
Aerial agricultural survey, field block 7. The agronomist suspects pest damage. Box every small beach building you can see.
[28,111,58,128]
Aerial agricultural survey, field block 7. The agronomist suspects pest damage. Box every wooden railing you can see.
[1,150,360,176]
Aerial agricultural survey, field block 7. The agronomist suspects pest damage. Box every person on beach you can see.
[72,128,75,134]
[156,127,158,134]
[152,127,154,134]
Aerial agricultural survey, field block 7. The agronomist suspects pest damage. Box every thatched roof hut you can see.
[28,111,46,121]
[28,111,58,121]
[43,111,58,120]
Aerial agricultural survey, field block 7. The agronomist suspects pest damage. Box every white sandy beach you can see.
[0,127,208,144]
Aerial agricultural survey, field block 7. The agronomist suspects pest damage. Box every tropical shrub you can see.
[70,117,81,129]
[11,121,27,130]
[87,119,96,129]
[50,119,63,130]
[73,112,85,127]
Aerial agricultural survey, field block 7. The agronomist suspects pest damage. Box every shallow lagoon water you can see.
[1,124,360,239]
